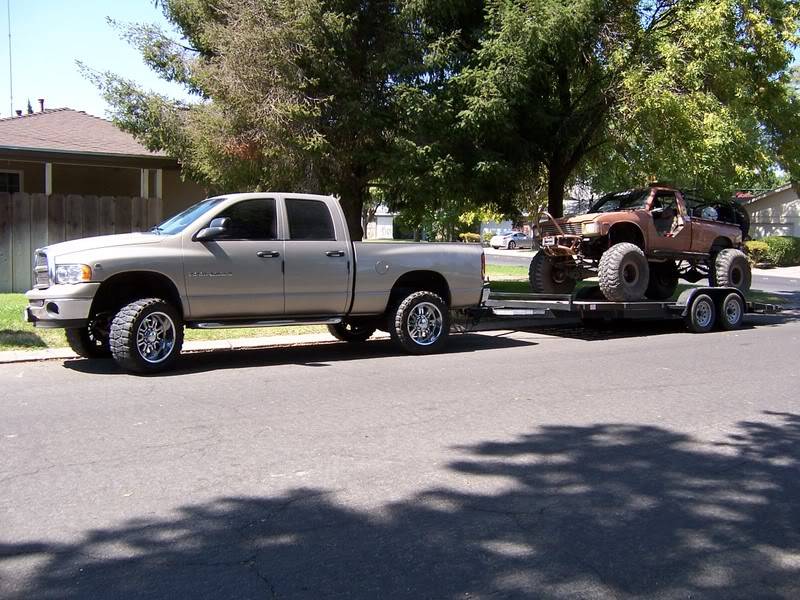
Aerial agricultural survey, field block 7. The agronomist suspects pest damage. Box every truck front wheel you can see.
[711,248,751,292]
[645,260,679,300]
[389,290,449,354]
[598,242,650,301]
[109,298,184,374]
[529,252,577,294]
[65,323,111,359]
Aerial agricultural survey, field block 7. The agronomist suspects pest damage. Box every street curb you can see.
[0,332,392,365]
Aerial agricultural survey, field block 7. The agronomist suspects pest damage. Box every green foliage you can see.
[744,240,770,265]
[760,236,800,266]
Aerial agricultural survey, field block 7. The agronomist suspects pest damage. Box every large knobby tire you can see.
[529,252,577,294]
[685,293,716,333]
[711,248,751,293]
[645,260,679,300]
[110,298,184,374]
[598,242,650,302]
[65,326,111,359]
[389,290,449,354]
[327,322,376,343]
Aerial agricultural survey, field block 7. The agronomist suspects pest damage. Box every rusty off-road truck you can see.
[531,185,751,302]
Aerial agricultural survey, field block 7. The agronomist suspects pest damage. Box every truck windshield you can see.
[589,190,648,213]
[152,197,227,235]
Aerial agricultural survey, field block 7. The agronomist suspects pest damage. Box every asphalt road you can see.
[2,311,800,599]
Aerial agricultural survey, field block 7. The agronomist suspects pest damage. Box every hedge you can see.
[746,236,800,266]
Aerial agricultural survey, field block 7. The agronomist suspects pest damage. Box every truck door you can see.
[282,197,350,315]
[646,190,692,253]
[183,197,285,318]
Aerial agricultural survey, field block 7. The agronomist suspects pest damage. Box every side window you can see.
[286,199,336,241]
[214,198,277,240]
[0,171,21,193]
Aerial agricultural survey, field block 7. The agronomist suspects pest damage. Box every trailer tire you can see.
[685,293,716,333]
[711,248,751,292]
[327,322,376,343]
[645,260,679,300]
[110,298,183,374]
[717,292,745,331]
[66,325,111,359]
[598,242,649,302]
[529,252,576,294]
[389,290,449,354]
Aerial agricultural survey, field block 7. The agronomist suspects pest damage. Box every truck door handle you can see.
[326,250,345,257]
[257,250,280,258]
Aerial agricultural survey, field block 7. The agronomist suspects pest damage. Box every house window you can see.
[0,171,22,193]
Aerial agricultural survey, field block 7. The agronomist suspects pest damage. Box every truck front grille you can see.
[540,222,582,236]
[34,251,50,289]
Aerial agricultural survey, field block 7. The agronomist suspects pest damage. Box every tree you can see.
[456,0,800,216]
[85,0,422,239]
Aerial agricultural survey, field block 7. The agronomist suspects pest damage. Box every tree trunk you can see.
[547,167,568,218]
[338,180,366,241]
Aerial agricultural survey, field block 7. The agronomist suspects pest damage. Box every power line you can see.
[7,0,12,117]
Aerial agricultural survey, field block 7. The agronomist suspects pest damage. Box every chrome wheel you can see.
[406,302,444,346]
[136,311,176,363]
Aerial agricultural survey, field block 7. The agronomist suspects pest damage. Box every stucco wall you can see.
[0,159,45,193]
[162,169,208,218]
[52,163,141,196]
[746,187,800,238]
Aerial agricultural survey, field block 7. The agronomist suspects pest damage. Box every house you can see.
[742,182,800,238]
[365,204,395,239]
[0,106,205,219]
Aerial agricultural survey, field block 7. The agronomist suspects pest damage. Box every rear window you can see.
[286,199,336,241]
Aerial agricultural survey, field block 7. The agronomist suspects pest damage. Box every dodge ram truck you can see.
[25,193,486,373]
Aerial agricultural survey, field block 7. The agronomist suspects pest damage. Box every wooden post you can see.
[45,162,53,195]
[140,169,150,198]
[0,192,11,293]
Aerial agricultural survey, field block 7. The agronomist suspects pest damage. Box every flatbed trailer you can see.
[462,286,781,334]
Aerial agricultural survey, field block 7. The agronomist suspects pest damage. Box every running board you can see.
[189,317,342,329]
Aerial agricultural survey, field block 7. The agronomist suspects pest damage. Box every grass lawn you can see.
[0,265,786,351]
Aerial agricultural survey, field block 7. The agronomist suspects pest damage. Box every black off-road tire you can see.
[598,242,650,302]
[389,290,449,354]
[685,293,716,333]
[109,298,184,374]
[711,248,751,292]
[529,252,577,294]
[327,322,376,343]
[645,260,679,300]
[65,326,111,359]
[717,292,745,331]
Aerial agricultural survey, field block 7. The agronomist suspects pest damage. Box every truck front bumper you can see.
[24,283,100,329]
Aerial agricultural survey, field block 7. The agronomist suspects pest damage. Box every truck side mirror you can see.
[195,217,230,241]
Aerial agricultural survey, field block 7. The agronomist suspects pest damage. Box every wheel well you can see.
[608,223,645,249]
[387,270,451,310]
[710,236,733,253]
[90,271,183,319]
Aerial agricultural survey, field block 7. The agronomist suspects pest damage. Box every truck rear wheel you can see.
[598,242,649,302]
[645,260,679,300]
[65,325,111,359]
[711,248,751,292]
[529,252,576,294]
[389,290,449,354]
[109,298,184,374]
[328,322,376,343]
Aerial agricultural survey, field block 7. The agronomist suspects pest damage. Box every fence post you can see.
[0,192,11,293]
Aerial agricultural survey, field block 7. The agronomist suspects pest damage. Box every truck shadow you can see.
[4,411,799,599]
[61,332,537,376]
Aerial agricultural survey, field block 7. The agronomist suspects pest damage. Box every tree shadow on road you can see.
[3,412,799,599]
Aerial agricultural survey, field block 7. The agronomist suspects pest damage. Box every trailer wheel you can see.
[645,260,679,300]
[327,322,376,342]
[685,293,716,333]
[529,252,576,294]
[711,248,751,292]
[598,242,649,302]
[389,290,449,354]
[717,292,745,331]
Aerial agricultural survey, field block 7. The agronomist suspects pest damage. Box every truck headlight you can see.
[582,222,602,236]
[55,264,92,284]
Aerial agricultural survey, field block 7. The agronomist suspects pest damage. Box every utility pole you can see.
[6,0,12,117]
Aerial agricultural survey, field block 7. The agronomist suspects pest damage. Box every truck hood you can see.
[562,213,602,224]
[42,233,164,259]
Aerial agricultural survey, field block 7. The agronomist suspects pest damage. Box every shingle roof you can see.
[0,108,167,158]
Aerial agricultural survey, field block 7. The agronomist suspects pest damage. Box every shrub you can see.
[459,232,481,243]
[761,236,800,267]
[744,240,770,265]
[482,231,494,243]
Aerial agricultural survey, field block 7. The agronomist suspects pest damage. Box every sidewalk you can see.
[0,331,391,365]
[752,265,800,279]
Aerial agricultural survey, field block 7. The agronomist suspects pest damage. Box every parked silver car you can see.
[489,231,532,250]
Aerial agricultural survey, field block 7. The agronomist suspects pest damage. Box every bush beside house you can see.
[745,236,800,267]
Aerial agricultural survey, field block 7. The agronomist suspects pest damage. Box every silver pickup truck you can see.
[25,193,486,373]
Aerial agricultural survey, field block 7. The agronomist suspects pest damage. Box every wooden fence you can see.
[0,192,163,293]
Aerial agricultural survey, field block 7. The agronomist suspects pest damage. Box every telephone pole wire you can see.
[7,0,13,117]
